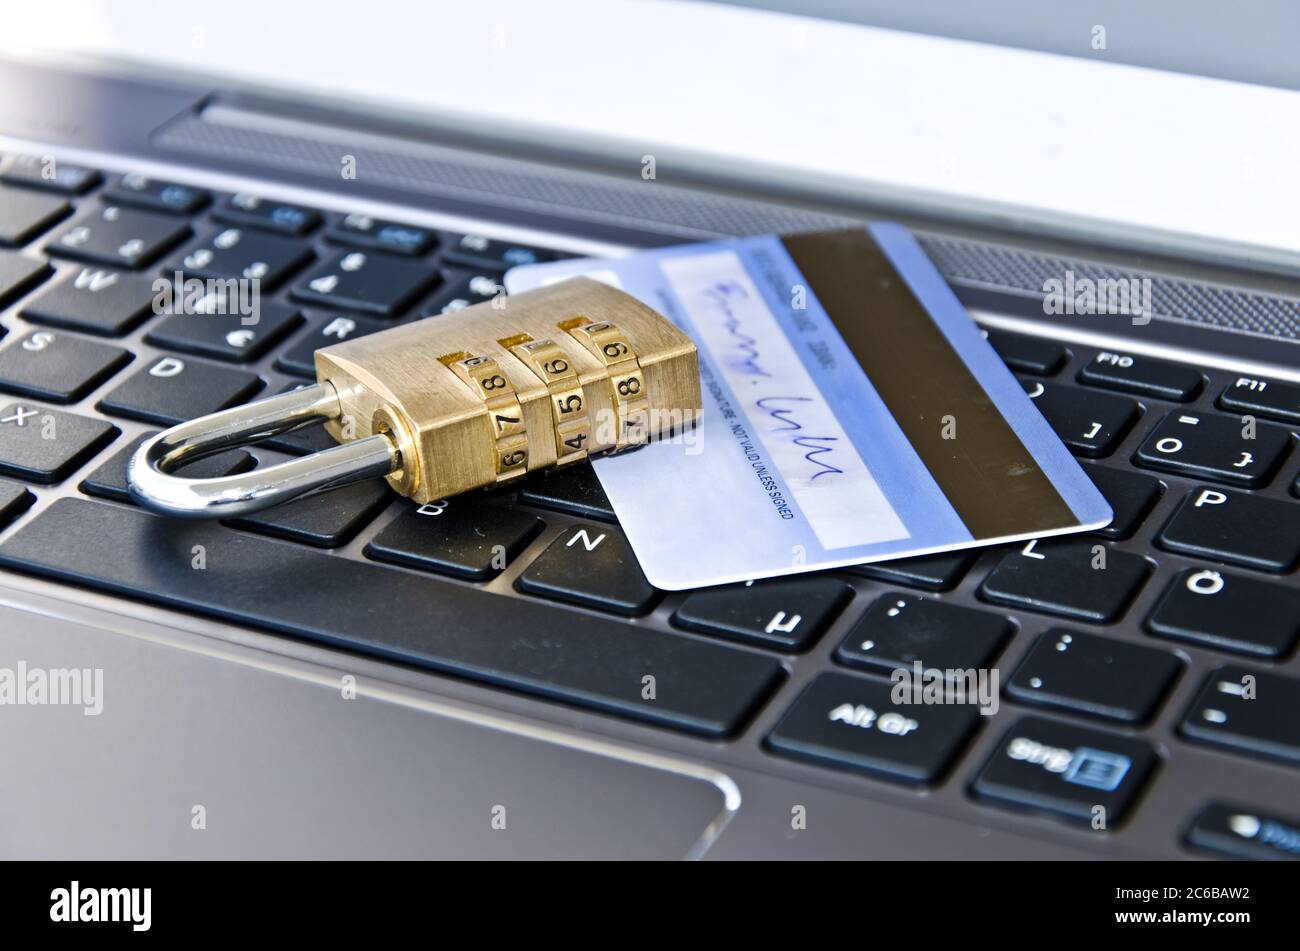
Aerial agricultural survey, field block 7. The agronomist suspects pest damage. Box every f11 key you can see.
[1218,375,1300,425]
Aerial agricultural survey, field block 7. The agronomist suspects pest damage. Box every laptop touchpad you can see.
[0,600,731,859]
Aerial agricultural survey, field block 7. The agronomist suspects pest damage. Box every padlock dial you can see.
[561,318,651,450]
[314,277,701,503]
[444,353,531,482]
[507,336,593,466]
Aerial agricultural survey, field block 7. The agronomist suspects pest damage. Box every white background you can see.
[3,0,1298,270]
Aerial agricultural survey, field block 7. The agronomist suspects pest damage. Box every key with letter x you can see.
[0,402,117,482]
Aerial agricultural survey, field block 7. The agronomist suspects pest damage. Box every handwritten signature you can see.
[756,396,844,481]
[701,280,770,378]
[700,281,843,481]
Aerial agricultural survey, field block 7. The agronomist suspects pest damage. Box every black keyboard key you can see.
[1219,375,1300,425]
[0,479,34,527]
[1157,486,1300,572]
[1186,802,1300,861]
[1147,567,1300,658]
[0,185,70,246]
[442,234,555,271]
[329,213,436,256]
[98,355,263,425]
[0,330,130,402]
[1180,666,1300,766]
[263,421,336,456]
[261,383,338,455]
[213,194,320,236]
[984,329,1066,375]
[226,461,393,548]
[0,156,101,194]
[516,523,658,616]
[46,204,190,269]
[1080,465,1161,539]
[1078,350,1203,401]
[146,300,301,362]
[20,266,156,336]
[365,497,544,580]
[275,312,386,378]
[102,174,209,215]
[0,403,116,483]
[170,226,313,291]
[672,577,853,652]
[835,593,1012,675]
[971,717,1158,826]
[515,461,616,522]
[293,250,438,316]
[0,251,52,309]
[80,430,253,503]
[421,271,503,315]
[767,672,981,785]
[979,538,1150,623]
[1135,410,1291,488]
[1023,380,1139,457]
[0,498,783,738]
[842,550,974,591]
[1006,629,1182,724]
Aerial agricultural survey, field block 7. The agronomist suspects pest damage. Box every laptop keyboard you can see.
[0,154,1298,856]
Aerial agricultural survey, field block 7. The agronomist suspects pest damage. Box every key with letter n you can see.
[518,523,658,616]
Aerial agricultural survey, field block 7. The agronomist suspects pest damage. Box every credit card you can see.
[505,224,1111,590]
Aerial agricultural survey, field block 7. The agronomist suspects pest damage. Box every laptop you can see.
[0,1,1297,860]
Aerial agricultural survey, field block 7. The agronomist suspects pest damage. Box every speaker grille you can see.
[155,108,1300,343]
[155,110,856,238]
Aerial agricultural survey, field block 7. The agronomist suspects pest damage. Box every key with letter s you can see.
[126,278,702,517]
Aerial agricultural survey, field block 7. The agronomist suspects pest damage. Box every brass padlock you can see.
[127,278,701,517]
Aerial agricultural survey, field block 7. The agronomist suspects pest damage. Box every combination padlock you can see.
[128,277,701,517]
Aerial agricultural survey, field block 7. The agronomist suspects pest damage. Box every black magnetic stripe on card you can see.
[780,228,1076,538]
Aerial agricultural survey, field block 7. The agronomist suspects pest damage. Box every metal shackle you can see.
[127,382,399,519]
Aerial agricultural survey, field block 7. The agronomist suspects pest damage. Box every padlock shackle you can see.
[127,381,399,519]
